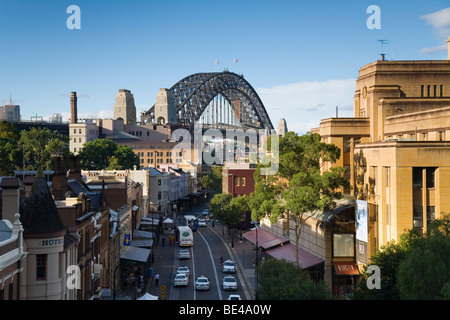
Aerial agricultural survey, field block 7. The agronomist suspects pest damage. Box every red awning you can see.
[334,262,360,275]
[266,243,324,269]
[243,228,290,250]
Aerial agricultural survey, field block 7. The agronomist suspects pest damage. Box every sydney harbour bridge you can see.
[141,71,274,132]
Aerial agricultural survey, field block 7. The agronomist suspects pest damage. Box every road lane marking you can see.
[198,229,223,300]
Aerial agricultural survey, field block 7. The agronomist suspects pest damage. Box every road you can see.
[150,206,250,301]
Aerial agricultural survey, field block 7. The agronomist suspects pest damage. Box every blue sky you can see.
[1,0,449,133]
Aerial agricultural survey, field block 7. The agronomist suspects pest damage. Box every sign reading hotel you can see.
[356,200,368,265]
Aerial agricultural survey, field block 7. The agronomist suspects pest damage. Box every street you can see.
[145,205,253,301]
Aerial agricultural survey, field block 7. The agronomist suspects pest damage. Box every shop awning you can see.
[120,246,151,264]
[333,262,360,275]
[242,228,289,250]
[267,243,324,269]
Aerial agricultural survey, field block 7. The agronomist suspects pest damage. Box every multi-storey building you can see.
[313,37,450,265]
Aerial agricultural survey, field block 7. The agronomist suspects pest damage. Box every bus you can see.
[176,226,194,246]
[184,215,198,231]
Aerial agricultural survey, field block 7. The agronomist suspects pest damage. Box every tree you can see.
[114,145,140,170]
[257,258,331,300]
[201,165,222,193]
[78,139,139,170]
[397,213,450,300]
[353,213,450,300]
[18,127,70,170]
[249,132,349,266]
[0,137,20,175]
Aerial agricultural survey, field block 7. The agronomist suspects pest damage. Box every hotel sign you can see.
[39,238,63,247]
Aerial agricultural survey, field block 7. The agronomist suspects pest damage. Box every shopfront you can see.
[332,261,360,299]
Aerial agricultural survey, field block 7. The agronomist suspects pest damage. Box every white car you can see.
[202,208,209,216]
[222,259,236,273]
[227,294,242,300]
[195,276,210,291]
[222,275,238,291]
[176,266,190,278]
[174,273,189,287]
[198,218,207,227]
[178,249,190,259]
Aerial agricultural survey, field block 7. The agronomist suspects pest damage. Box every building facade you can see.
[312,37,450,265]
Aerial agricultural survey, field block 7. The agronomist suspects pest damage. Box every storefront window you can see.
[333,234,354,257]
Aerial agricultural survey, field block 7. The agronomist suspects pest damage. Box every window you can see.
[427,85,431,97]
[241,177,246,186]
[158,179,161,185]
[79,129,82,134]
[413,167,423,188]
[343,137,351,153]
[434,85,437,97]
[74,129,76,134]
[440,85,444,97]
[234,176,240,186]
[421,85,424,97]
[36,254,47,280]
[426,168,436,188]
[413,206,423,228]
[333,234,354,257]
[427,206,435,226]
[384,167,390,188]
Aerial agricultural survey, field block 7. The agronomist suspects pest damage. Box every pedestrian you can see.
[219,255,223,264]
[154,272,159,287]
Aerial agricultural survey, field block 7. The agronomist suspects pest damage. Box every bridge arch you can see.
[141,71,273,130]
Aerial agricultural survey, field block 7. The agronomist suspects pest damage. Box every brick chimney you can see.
[70,91,77,124]
[68,155,82,182]
[51,156,68,200]
[1,177,21,224]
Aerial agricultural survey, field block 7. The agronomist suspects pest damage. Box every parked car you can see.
[222,275,238,291]
[195,275,210,291]
[174,273,189,287]
[176,265,190,278]
[178,249,190,259]
[222,259,236,273]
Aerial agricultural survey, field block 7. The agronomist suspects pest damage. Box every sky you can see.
[0,0,449,134]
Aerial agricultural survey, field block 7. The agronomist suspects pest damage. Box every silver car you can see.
[222,275,238,291]
[222,259,236,273]
[195,276,210,291]
[176,265,190,278]
[174,273,189,287]
[178,249,190,259]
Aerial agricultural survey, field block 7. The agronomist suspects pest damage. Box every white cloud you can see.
[419,43,447,55]
[257,79,355,134]
[420,7,450,37]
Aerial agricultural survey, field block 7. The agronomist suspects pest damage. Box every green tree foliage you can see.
[353,213,450,300]
[0,121,21,175]
[257,258,331,300]
[397,213,450,300]
[201,165,222,194]
[19,127,69,170]
[78,138,139,170]
[249,132,349,266]
[0,137,20,175]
